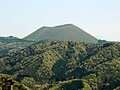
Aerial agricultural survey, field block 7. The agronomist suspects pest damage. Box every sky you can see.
[0,0,120,41]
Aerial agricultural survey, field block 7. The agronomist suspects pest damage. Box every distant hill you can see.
[0,36,35,57]
[0,36,34,43]
[24,24,98,44]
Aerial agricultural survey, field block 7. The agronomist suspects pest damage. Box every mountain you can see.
[0,41,120,90]
[24,24,98,44]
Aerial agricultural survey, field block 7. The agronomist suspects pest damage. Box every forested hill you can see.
[0,36,33,43]
[0,36,35,57]
[0,41,120,90]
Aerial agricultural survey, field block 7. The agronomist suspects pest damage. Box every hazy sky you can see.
[0,0,120,41]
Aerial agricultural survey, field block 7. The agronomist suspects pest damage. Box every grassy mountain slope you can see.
[24,24,98,44]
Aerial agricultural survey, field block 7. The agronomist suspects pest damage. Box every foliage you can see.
[0,41,120,90]
[0,74,30,90]
[21,77,36,89]
[0,36,34,57]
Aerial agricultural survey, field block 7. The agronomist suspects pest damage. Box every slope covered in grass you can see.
[24,24,98,44]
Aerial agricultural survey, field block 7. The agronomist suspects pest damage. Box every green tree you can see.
[21,77,36,89]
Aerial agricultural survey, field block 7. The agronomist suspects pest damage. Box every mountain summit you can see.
[24,24,98,44]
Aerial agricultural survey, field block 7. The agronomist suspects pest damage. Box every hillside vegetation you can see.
[0,74,30,90]
[0,41,119,90]
[0,36,34,57]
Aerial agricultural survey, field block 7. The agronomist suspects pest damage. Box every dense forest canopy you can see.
[0,40,120,90]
